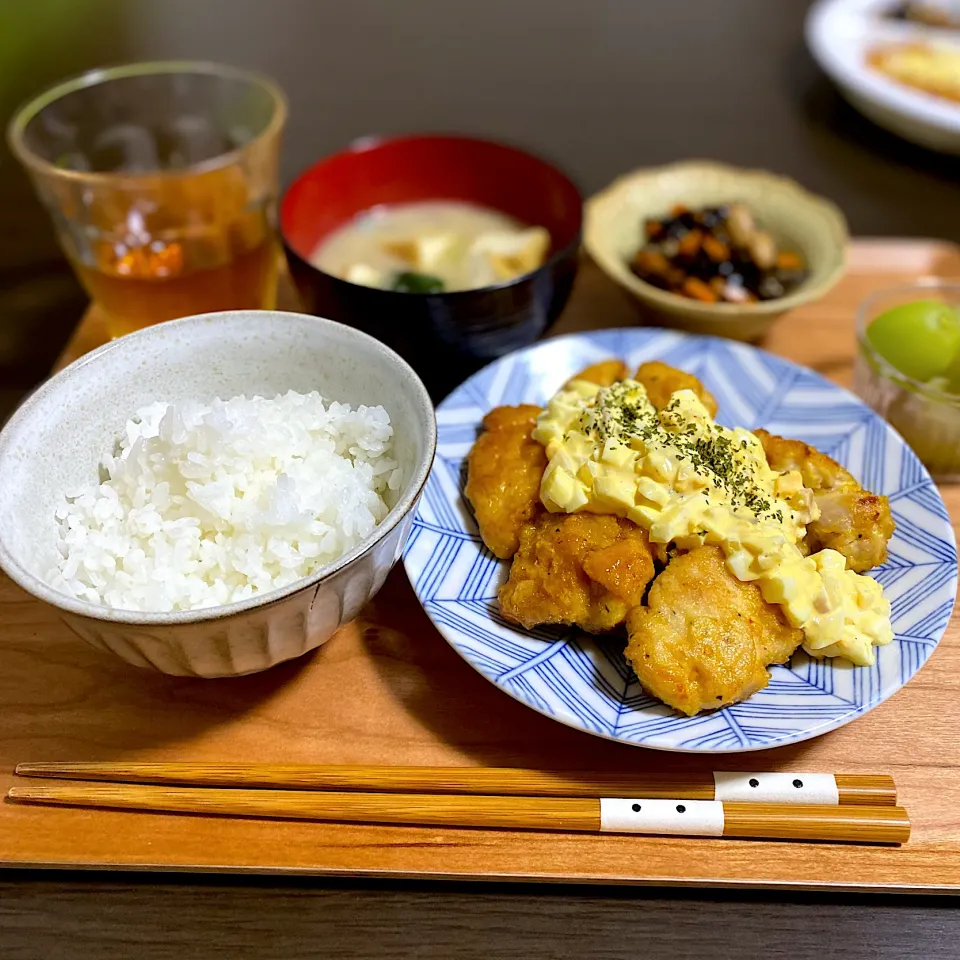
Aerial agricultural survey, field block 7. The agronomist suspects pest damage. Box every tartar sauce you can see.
[533,378,892,665]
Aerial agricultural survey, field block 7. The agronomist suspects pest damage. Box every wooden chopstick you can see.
[5,781,910,845]
[13,763,897,806]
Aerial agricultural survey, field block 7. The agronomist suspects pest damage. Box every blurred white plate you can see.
[807,0,960,153]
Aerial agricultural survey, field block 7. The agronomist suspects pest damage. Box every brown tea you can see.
[9,62,286,340]
[74,233,278,337]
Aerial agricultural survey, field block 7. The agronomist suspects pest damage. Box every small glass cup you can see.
[855,280,960,482]
[8,61,286,338]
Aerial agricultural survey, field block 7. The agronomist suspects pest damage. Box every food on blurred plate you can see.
[312,200,551,293]
[465,360,895,716]
[50,391,401,612]
[886,2,960,27]
[868,42,960,104]
[628,203,809,304]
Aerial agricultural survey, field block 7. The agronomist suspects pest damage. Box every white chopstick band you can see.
[713,771,839,805]
[600,798,725,836]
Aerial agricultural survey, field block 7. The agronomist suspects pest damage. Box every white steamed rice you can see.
[49,390,401,612]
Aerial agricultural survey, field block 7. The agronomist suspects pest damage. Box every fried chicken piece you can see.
[465,405,546,559]
[566,359,630,388]
[625,546,803,716]
[755,429,895,572]
[500,513,655,634]
[635,361,718,417]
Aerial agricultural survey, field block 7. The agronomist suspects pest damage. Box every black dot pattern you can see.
[749,778,759,788]
[631,803,641,812]
[676,804,686,813]
[793,778,803,788]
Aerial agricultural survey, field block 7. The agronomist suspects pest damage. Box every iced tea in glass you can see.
[8,61,286,337]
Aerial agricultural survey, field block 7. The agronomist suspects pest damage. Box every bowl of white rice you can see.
[0,310,436,677]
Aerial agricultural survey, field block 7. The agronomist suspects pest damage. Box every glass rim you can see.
[7,59,288,183]
[855,278,960,407]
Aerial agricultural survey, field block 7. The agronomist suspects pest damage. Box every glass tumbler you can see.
[8,61,287,337]
[854,280,960,482]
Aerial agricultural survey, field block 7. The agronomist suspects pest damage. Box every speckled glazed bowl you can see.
[0,311,436,677]
[585,161,849,341]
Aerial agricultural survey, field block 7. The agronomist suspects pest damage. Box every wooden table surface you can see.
[4,250,960,951]
[1,240,958,896]
[8,1,960,952]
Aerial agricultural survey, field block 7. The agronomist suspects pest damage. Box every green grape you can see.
[866,300,960,382]
[942,345,960,394]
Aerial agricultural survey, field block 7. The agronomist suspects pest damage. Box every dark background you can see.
[3,0,960,955]
[5,0,960,415]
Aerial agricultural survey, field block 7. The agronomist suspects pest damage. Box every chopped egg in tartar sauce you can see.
[533,378,893,666]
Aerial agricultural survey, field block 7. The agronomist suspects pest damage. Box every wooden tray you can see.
[2,239,958,891]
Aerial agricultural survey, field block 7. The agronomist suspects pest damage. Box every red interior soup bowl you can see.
[280,134,582,398]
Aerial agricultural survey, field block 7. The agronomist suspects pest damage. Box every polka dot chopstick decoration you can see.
[9,762,909,845]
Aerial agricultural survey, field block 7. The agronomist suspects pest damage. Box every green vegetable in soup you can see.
[391,271,446,294]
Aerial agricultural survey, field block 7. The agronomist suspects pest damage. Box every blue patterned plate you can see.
[403,329,958,753]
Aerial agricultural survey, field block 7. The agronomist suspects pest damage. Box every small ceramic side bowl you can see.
[585,160,849,341]
[0,311,436,678]
[280,134,583,399]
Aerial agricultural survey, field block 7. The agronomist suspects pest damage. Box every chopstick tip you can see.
[14,762,60,777]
